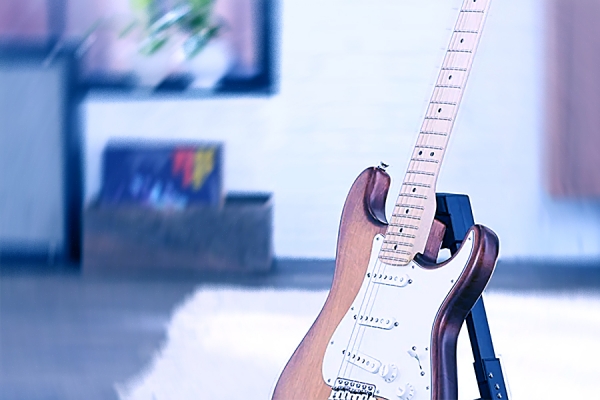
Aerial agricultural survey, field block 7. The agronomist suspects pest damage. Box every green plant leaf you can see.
[130,0,153,12]
[119,20,139,38]
[140,35,169,56]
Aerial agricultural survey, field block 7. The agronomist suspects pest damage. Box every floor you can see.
[0,259,599,400]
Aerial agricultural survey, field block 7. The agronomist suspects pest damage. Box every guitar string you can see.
[334,0,489,389]
[339,0,481,378]
[387,2,484,262]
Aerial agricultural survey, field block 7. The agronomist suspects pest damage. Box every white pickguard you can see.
[322,231,475,400]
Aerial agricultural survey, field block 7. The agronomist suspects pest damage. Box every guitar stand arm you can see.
[435,193,509,400]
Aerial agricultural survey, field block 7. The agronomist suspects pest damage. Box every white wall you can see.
[85,0,600,260]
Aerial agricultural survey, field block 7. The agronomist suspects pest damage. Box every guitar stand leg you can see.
[435,193,509,400]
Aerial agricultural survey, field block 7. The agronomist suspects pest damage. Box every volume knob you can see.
[380,364,399,383]
[396,383,415,399]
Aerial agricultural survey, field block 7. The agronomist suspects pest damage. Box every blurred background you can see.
[1,0,600,399]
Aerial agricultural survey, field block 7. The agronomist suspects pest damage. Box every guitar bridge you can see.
[328,378,376,400]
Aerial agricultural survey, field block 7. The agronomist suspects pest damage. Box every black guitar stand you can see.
[435,193,509,400]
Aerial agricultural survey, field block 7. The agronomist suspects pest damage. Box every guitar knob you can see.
[396,383,415,399]
[380,363,399,383]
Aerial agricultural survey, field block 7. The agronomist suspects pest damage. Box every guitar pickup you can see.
[357,315,396,330]
[344,350,381,374]
[372,272,410,287]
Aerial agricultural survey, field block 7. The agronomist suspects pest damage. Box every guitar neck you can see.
[379,0,492,266]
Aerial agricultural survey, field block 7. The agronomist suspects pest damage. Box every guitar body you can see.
[272,167,499,400]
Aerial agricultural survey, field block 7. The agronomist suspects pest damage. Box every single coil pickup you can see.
[342,350,381,374]
[356,314,397,330]
[460,9,485,13]
[329,378,376,400]
[372,272,410,288]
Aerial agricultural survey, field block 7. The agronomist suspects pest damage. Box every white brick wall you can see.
[85,0,600,260]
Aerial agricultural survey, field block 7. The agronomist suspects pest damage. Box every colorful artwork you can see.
[99,142,222,208]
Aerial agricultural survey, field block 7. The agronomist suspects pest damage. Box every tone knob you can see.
[380,363,399,383]
[396,383,415,400]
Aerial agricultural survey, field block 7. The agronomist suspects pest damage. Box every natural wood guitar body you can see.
[272,167,388,400]
[272,167,499,400]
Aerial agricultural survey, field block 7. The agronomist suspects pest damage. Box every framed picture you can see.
[0,0,276,94]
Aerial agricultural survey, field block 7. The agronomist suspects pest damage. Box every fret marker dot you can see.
[448,75,453,80]
[405,209,409,214]
[418,151,423,155]
[460,38,464,43]
[412,188,416,193]
[430,152,435,156]
[399,228,403,233]
[394,244,398,250]
[437,108,442,113]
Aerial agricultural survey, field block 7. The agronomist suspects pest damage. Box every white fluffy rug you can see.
[115,288,600,399]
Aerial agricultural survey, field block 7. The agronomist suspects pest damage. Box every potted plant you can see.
[124,0,230,88]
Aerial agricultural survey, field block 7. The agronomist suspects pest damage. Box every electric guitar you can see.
[272,1,498,399]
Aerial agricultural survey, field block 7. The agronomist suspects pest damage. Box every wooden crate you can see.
[83,193,272,273]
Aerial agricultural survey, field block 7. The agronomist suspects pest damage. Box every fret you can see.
[424,116,452,121]
[388,222,419,229]
[398,194,428,201]
[385,231,416,239]
[382,0,491,266]
[379,255,410,263]
[391,214,422,220]
[402,182,431,188]
[395,203,425,210]
[414,144,444,150]
[382,240,413,247]
[441,67,467,72]
[406,170,435,176]
[420,130,448,136]
[410,158,439,163]
[429,100,457,106]
[435,84,462,89]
